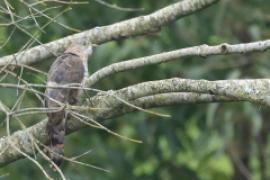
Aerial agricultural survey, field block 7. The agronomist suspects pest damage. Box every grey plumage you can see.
[45,43,92,166]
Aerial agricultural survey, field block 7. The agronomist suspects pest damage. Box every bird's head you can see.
[64,42,97,63]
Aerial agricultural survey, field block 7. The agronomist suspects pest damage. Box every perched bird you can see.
[44,42,93,166]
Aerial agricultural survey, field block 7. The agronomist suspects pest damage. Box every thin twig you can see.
[93,0,144,12]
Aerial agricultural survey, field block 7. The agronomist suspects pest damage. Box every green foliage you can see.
[0,0,270,179]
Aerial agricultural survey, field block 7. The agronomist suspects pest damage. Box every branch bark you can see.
[0,0,222,167]
[86,39,270,86]
[1,0,268,172]
[0,78,268,167]
[0,0,219,66]
[89,78,270,119]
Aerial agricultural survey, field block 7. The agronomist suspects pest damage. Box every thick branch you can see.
[87,78,270,120]
[133,92,239,107]
[107,92,241,117]
[0,90,238,167]
[0,0,219,66]
[114,78,269,105]
[1,77,269,166]
[86,39,270,86]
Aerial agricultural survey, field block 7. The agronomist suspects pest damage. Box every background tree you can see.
[0,0,270,179]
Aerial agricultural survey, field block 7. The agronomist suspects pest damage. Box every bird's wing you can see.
[47,53,85,84]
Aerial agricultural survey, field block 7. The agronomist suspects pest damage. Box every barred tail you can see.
[46,118,66,167]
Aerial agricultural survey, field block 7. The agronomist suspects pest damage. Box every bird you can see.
[44,42,93,167]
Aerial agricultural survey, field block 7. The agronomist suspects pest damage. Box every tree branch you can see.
[1,77,268,167]
[0,0,219,66]
[105,92,241,117]
[114,78,269,106]
[88,78,269,119]
[86,39,270,86]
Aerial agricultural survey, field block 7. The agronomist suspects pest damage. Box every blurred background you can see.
[0,0,270,179]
